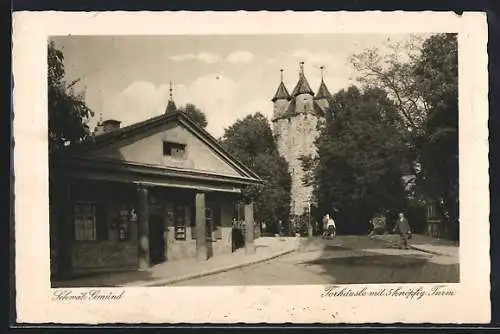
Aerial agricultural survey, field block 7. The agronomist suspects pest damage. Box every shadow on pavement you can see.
[295,236,460,284]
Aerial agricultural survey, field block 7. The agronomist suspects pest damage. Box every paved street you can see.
[171,236,459,286]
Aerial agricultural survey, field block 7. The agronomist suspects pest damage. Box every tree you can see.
[349,35,428,136]
[221,113,291,228]
[414,34,459,239]
[349,33,459,239]
[178,103,208,129]
[312,86,408,234]
[48,41,93,154]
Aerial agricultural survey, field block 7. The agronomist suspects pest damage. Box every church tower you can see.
[272,62,332,218]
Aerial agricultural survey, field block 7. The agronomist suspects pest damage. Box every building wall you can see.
[295,94,314,115]
[164,193,235,261]
[272,99,290,120]
[88,122,242,178]
[58,178,241,276]
[212,200,234,255]
[273,101,320,216]
[69,186,139,274]
[71,237,138,274]
[165,226,197,261]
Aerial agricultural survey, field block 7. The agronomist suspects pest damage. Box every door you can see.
[149,214,166,265]
[206,208,214,259]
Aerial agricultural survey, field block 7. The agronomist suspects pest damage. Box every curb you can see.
[122,248,297,287]
[410,245,452,257]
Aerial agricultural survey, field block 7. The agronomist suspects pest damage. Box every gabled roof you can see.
[271,81,291,102]
[64,111,263,184]
[291,73,314,97]
[314,80,333,100]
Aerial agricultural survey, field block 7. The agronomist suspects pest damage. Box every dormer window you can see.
[163,141,186,158]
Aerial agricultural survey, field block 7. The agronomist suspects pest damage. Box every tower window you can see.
[163,141,186,158]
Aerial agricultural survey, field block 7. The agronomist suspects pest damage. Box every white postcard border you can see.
[12,11,490,324]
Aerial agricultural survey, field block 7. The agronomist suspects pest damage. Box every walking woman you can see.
[324,214,336,239]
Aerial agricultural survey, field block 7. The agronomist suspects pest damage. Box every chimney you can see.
[101,119,121,133]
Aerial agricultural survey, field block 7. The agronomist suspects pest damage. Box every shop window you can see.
[74,201,109,241]
[163,141,186,158]
[118,209,132,241]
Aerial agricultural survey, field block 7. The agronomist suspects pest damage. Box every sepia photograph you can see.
[12,11,489,324]
[48,33,459,288]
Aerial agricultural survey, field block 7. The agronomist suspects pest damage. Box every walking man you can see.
[394,212,411,249]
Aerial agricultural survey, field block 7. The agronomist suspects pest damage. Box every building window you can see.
[163,141,186,158]
[74,201,97,241]
[119,209,132,241]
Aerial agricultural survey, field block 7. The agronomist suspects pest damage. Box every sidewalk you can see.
[52,237,300,288]
[371,234,459,257]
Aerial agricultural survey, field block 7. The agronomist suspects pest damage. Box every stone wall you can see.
[295,94,314,115]
[273,99,290,120]
[274,108,320,216]
[71,237,138,274]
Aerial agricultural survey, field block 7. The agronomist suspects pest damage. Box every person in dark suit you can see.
[393,212,412,249]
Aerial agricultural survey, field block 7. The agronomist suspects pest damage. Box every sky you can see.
[51,34,423,138]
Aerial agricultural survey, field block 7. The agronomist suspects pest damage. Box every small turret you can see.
[271,69,291,121]
[291,61,314,98]
[292,62,315,115]
[314,66,333,113]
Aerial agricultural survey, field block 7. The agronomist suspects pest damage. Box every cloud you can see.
[226,50,255,64]
[170,52,221,64]
[101,74,246,138]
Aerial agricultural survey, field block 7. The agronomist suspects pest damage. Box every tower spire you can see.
[291,61,314,97]
[314,67,333,101]
[169,80,173,101]
[272,69,291,102]
[165,80,177,114]
[299,61,305,75]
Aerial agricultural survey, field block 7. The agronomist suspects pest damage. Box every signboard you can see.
[175,206,187,240]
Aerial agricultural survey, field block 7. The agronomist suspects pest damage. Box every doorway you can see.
[149,213,166,265]
[206,207,214,259]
